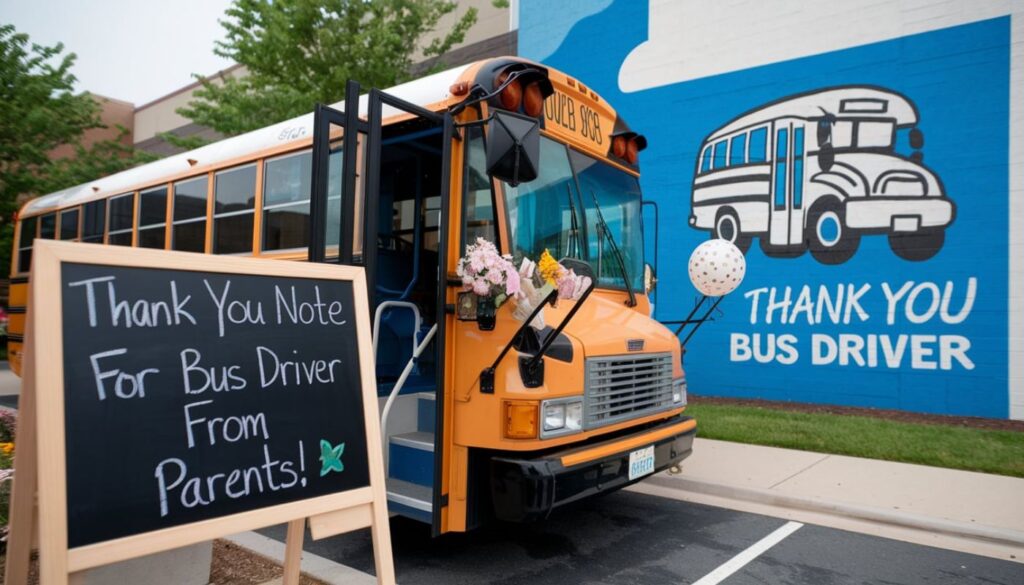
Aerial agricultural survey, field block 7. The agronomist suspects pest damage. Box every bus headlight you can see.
[673,378,687,405]
[541,398,584,437]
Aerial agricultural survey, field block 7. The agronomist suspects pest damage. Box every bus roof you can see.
[705,86,918,143]
[22,62,475,216]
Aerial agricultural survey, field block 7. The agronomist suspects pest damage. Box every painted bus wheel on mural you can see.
[688,86,956,264]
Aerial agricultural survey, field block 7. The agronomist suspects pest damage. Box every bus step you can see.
[386,478,433,523]
[388,431,434,487]
[417,392,436,433]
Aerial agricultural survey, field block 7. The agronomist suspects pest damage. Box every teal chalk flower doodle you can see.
[319,439,345,476]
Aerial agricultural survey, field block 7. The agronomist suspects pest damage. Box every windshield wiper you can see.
[566,184,581,259]
[589,190,637,307]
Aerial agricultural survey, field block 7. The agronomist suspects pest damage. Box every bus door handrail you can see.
[381,323,438,474]
[372,301,423,357]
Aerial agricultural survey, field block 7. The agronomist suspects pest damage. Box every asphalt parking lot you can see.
[261,489,1023,585]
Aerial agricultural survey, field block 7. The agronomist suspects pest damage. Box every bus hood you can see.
[549,291,682,373]
[828,153,944,197]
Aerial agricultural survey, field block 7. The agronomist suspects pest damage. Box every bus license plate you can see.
[628,445,655,480]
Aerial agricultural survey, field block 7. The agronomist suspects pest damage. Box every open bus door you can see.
[311,83,454,536]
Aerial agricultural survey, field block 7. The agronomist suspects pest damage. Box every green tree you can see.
[178,0,478,137]
[0,24,155,273]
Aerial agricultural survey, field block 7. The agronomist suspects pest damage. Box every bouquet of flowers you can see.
[456,238,521,308]
[513,250,592,329]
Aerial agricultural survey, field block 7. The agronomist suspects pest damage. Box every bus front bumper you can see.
[489,415,696,522]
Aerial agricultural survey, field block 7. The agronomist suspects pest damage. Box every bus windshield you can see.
[502,137,644,292]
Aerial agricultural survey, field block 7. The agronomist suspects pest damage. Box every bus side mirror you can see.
[909,128,924,149]
[486,110,540,187]
[644,263,657,294]
[818,142,834,172]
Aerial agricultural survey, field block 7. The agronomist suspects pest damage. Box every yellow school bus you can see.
[8,57,695,534]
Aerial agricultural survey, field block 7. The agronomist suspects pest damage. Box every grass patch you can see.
[686,403,1024,478]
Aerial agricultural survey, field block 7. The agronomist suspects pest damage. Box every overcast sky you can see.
[4,0,236,105]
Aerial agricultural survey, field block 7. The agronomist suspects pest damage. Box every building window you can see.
[60,207,80,240]
[729,134,747,166]
[82,199,106,244]
[173,176,208,253]
[17,215,36,272]
[262,150,312,251]
[108,193,134,246]
[748,127,768,163]
[214,164,257,254]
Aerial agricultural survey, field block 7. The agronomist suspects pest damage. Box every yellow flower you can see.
[0,442,13,455]
[537,250,563,285]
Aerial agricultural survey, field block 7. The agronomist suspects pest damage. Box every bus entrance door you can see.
[767,119,807,251]
[363,90,454,536]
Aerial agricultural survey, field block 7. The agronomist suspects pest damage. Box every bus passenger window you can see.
[138,186,168,249]
[108,193,134,246]
[774,128,788,209]
[60,208,80,240]
[17,216,36,272]
[172,176,208,253]
[82,199,106,244]
[39,213,56,239]
[730,134,747,166]
[214,164,256,254]
[263,151,312,251]
[748,128,767,163]
[712,140,728,169]
[699,146,712,173]
[461,127,496,246]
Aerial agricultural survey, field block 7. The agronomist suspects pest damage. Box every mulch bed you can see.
[0,540,327,585]
[690,394,1024,432]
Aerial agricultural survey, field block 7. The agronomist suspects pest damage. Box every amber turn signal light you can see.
[612,135,627,159]
[496,71,522,111]
[504,400,539,439]
[625,138,640,165]
[523,82,544,117]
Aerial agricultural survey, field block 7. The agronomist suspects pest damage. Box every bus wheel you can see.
[806,200,859,264]
[713,208,751,253]
[889,228,944,261]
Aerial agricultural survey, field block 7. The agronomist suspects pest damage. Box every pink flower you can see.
[505,267,522,297]
[486,269,503,284]
[472,279,490,296]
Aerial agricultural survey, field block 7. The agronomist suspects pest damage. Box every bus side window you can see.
[39,213,56,240]
[60,207,80,241]
[263,150,312,251]
[82,199,106,244]
[172,176,209,253]
[699,145,712,174]
[138,186,168,249]
[108,193,134,246]
[213,164,257,254]
[729,134,747,166]
[712,140,728,169]
[17,215,37,273]
[462,126,496,247]
[748,127,767,163]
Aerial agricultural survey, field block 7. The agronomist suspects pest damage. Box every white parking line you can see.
[691,521,804,585]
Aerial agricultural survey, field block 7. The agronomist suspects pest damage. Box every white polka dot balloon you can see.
[688,239,746,296]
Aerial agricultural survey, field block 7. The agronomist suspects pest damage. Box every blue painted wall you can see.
[519,2,1015,418]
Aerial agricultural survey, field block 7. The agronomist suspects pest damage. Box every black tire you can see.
[712,208,752,254]
[889,228,944,261]
[806,199,859,265]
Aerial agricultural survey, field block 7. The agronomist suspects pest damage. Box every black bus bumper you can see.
[489,415,696,522]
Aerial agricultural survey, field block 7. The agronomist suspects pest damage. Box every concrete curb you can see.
[226,531,376,585]
[648,475,1024,549]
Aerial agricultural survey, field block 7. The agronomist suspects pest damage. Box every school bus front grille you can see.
[583,353,675,430]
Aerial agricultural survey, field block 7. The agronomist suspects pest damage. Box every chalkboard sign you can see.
[6,241,395,585]
[62,262,370,546]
